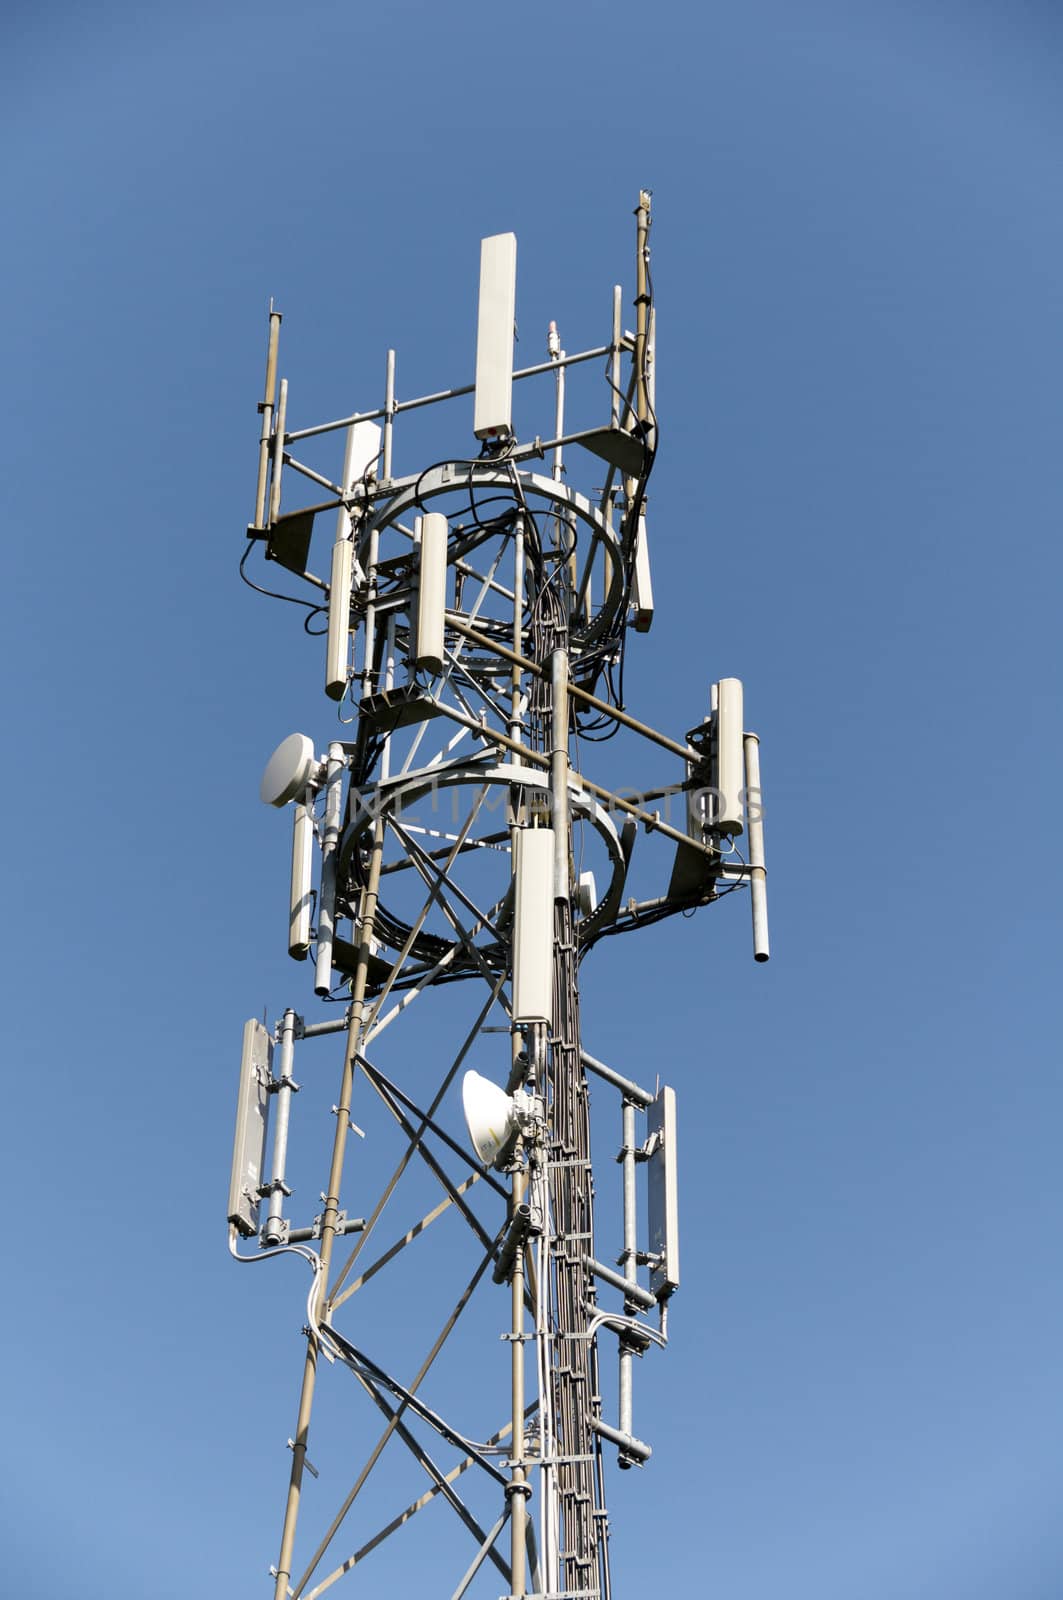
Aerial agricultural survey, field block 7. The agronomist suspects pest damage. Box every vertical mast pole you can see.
[263,1008,298,1247]
[611,286,622,428]
[634,191,651,427]
[617,1097,638,1442]
[272,819,386,1600]
[509,1164,530,1596]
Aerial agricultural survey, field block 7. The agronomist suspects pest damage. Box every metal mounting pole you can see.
[271,818,385,1600]
[264,1008,298,1246]
[611,286,622,428]
[508,1164,530,1597]
[617,1097,638,1452]
[634,192,651,428]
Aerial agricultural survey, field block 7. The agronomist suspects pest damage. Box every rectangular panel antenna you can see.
[474,233,517,440]
[228,1019,272,1237]
[326,421,381,699]
[646,1085,679,1299]
[289,801,314,959]
[513,826,554,1023]
[631,508,654,632]
[714,676,745,835]
[415,512,448,674]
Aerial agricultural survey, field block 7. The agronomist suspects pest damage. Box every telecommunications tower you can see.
[229,193,769,1600]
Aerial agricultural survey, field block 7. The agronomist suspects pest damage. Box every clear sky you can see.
[3,3,1062,1596]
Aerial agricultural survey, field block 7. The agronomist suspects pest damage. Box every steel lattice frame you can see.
[228,193,768,1600]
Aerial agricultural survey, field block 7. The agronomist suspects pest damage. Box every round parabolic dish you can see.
[260,732,317,807]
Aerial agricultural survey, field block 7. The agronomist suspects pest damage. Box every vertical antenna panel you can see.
[326,421,381,700]
[415,512,448,674]
[744,733,770,962]
[631,508,654,632]
[228,1019,272,1236]
[325,537,354,700]
[714,676,745,835]
[314,745,346,996]
[474,233,517,440]
[513,826,554,1023]
[647,1085,679,1299]
[288,801,314,959]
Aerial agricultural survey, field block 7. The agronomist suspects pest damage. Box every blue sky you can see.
[3,3,1063,1596]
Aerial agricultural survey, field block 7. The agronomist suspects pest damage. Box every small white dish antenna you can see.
[261,732,318,807]
[462,1071,519,1168]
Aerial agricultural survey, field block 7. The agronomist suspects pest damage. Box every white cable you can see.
[228,1225,326,1341]
[583,1308,667,1350]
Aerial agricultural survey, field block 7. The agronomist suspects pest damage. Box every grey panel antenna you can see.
[647,1086,679,1299]
[228,1019,272,1237]
[266,507,316,575]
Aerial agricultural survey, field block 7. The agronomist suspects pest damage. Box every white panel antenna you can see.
[646,1085,679,1299]
[714,676,745,836]
[288,801,314,960]
[474,233,517,440]
[513,826,554,1024]
[631,507,654,632]
[744,732,770,961]
[325,537,354,701]
[326,421,381,699]
[415,512,448,674]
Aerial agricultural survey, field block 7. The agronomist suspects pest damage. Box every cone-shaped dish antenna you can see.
[462,1070,519,1168]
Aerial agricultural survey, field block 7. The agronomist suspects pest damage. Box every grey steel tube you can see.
[283,343,612,445]
[299,1015,349,1039]
[618,1099,638,1438]
[430,697,716,865]
[509,1168,529,1597]
[579,1050,653,1109]
[744,733,770,962]
[285,1216,365,1244]
[446,616,694,763]
[589,1416,651,1465]
[272,819,386,1600]
[314,744,345,996]
[635,191,651,427]
[492,1203,532,1285]
[264,1009,297,1246]
[582,1255,656,1313]
[611,285,622,427]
